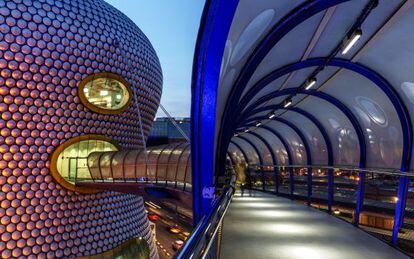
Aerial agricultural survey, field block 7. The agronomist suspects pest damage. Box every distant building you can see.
[148,117,190,145]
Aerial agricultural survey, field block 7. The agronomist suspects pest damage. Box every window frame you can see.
[50,134,120,193]
[78,72,133,114]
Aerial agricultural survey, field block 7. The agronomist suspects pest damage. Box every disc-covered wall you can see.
[0,0,163,258]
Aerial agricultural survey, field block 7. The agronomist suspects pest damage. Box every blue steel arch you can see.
[259,125,296,196]
[240,106,334,166]
[217,0,350,178]
[243,118,312,165]
[191,0,239,223]
[230,140,249,166]
[241,88,367,168]
[237,58,412,172]
[246,131,279,192]
[235,136,264,167]
[227,143,248,167]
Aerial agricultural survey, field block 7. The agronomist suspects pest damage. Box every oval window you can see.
[79,72,132,114]
[50,135,119,193]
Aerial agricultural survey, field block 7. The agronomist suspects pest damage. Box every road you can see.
[145,201,192,259]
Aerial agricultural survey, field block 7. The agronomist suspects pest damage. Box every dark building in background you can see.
[148,117,190,145]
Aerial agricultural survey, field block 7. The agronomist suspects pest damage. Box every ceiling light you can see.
[244,128,250,133]
[234,133,239,137]
[304,77,317,90]
[100,90,109,96]
[341,29,362,55]
[283,99,292,108]
[256,121,262,127]
[268,112,276,119]
[83,88,89,93]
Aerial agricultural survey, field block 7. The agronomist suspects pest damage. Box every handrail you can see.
[246,164,414,177]
[175,168,236,259]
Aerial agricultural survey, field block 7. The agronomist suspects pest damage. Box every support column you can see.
[392,175,409,246]
[307,167,312,206]
[327,168,334,213]
[354,171,366,225]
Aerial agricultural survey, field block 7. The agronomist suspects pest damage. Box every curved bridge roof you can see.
[192,0,414,180]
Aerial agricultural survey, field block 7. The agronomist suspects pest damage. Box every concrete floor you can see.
[220,191,409,259]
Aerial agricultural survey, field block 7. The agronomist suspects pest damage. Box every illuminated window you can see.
[50,135,118,192]
[79,72,132,114]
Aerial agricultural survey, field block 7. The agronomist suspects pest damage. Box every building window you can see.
[79,72,132,114]
[50,135,119,193]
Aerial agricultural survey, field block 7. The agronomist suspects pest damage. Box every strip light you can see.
[268,112,276,119]
[341,29,362,55]
[256,121,262,127]
[244,128,250,133]
[283,99,292,108]
[304,78,317,90]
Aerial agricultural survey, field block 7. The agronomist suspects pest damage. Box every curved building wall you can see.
[0,0,162,258]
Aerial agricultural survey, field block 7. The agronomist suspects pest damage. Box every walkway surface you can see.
[220,190,408,259]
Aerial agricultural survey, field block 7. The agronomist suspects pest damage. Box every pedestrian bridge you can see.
[221,191,408,259]
[74,142,193,208]
[181,0,414,258]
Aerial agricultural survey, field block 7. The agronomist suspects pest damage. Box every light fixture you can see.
[83,88,89,93]
[100,90,109,96]
[304,77,317,90]
[341,29,362,55]
[283,99,292,108]
[256,121,262,127]
[268,112,276,119]
[244,128,250,133]
[116,94,122,99]
[234,133,239,137]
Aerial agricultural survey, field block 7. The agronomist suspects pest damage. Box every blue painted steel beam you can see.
[241,89,366,212]
[274,118,313,205]
[217,0,349,180]
[247,131,279,192]
[216,0,349,181]
[190,0,239,224]
[240,107,336,207]
[260,125,295,196]
[240,88,367,167]
[230,141,249,166]
[238,58,413,227]
[236,136,264,167]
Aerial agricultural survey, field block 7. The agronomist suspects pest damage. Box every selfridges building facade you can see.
[0,0,163,258]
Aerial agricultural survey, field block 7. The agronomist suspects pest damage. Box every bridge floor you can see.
[220,190,408,259]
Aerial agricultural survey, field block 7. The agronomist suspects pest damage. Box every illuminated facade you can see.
[0,0,162,258]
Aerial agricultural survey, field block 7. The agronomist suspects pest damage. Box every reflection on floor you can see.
[220,190,409,259]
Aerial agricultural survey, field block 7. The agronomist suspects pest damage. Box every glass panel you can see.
[167,144,186,181]
[280,111,329,165]
[296,96,360,166]
[176,146,190,182]
[231,138,259,165]
[158,144,174,181]
[242,134,273,165]
[323,70,403,169]
[56,139,118,183]
[254,128,289,165]
[266,120,307,165]
[124,150,141,179]
[111,150,128,181]
[83,76,130,110]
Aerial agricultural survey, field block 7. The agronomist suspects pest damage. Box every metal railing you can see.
[175,168,236,259]
[245,164,414,256]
